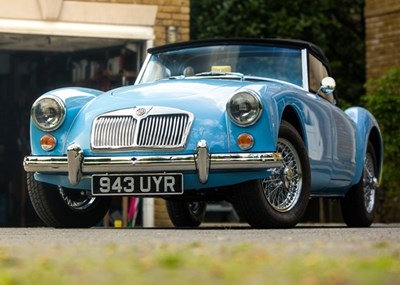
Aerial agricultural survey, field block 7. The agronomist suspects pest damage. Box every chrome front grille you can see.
[91,107,193,151]
[137,114,190,147]
[92,116,136,148]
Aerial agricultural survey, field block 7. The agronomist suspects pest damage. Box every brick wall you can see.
[365,0,400,80]
[69,0,190,47]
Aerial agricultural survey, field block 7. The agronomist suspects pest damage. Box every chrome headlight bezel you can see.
[227,90,263,126]
[31,95,66,132]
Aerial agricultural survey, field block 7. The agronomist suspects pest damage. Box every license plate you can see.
[91,173,183,196]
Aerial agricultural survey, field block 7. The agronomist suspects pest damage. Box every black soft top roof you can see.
[148,38,331,72]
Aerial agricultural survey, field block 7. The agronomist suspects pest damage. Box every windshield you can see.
[138,45,303,86]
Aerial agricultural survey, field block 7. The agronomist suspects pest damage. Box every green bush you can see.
[365,68,400,222]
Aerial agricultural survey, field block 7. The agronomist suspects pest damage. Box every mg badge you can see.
[136,107,147,117]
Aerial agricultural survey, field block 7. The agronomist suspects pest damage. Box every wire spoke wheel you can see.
[166,200,206,227]
[188,202,204,216]
[263,138,302,212]
[27,172,111,228]
[363,152,378,214]
[341,141,378,227]
[232,120,310,228]
[58,187,97,211]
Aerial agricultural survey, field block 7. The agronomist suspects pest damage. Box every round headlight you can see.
[31,96,66,131]
[227,91,262,126]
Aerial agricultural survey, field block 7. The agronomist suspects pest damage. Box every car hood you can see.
[65,79,286,155]
[86,79,265,113]
[80,78,290,118]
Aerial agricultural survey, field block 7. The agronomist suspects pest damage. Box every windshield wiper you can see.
[194,71,245,80]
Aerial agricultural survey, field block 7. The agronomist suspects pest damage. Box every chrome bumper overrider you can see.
[24,140,282,185]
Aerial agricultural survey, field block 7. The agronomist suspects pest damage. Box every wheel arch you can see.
[345,106,384,185]
[368,126,383,182]
[281,105,306,145]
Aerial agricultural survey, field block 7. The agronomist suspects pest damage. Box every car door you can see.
[301,93,334,191]
[330,106,356,182]
[308,53,356,187]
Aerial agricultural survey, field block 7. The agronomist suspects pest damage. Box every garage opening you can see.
[0,35,144,226]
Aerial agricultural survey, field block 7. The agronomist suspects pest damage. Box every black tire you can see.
[166,200,206,227]
[233,120,311,228]
[27,172,111,228]
[341,142,378,227]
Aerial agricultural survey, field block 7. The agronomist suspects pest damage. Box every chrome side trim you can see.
[24,142,282,185]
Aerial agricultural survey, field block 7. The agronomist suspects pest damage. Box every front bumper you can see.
[24,140,282,186]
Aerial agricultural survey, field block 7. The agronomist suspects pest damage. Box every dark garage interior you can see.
[0,35,142,226]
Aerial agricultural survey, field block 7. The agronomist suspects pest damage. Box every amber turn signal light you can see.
[237,133,254,150]
[40,135,57,151]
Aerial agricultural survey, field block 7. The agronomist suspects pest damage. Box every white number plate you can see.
[91,173,183,196]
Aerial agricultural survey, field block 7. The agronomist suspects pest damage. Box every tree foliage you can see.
[190,0,365,105]
[191,0,400,222]
[365,68,400,221]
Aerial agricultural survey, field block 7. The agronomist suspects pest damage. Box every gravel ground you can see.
[1,223,399,256]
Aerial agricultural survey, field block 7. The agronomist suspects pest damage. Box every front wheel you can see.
[166,200,206,227]
[233,121,311,228]
[341,142,378,227]
[27,173,111,228]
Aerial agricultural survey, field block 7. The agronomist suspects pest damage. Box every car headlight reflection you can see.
[227,91,262,126]
[31,96,66,131]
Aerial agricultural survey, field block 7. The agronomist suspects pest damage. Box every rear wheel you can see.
[341,142,378,227]
[166,200,206,227]
[27,173,111,228]
[233,121,311,228]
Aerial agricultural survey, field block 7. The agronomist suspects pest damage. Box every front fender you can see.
[30,87,103,155]
[345,107,383,185]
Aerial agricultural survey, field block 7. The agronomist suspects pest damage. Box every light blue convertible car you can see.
[24,39,383,228]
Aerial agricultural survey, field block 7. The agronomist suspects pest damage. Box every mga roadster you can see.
[24,38,383,228]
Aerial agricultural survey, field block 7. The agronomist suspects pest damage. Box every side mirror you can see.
[319,77,336,95]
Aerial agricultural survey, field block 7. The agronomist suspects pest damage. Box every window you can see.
[308,54,335,104]
[139,45,303,87]
[308,54,329,93]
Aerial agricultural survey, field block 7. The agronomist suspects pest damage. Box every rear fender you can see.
[345,107,383,185]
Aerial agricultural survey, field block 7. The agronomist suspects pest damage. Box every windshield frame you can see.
[136,43,310,91]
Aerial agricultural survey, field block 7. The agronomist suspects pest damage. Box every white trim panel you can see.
[0,19,155,40]
[0,0,158,26]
